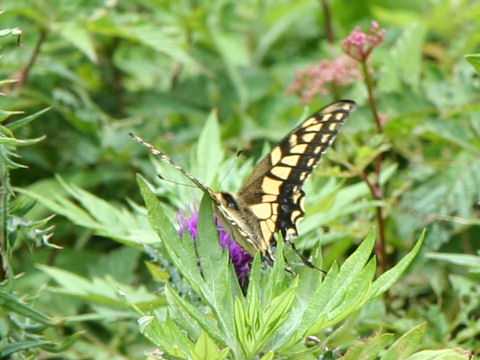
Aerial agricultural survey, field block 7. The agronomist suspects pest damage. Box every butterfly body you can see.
[131,100,356,258]
[213,192,268,256]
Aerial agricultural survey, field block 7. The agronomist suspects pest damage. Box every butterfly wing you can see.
[237,100,356,245]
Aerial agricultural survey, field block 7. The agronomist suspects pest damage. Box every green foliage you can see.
[137,177,425,359]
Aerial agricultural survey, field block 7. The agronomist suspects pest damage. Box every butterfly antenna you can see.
[218,150,243,188]
[130,132,213,195]
[157,174,196,188]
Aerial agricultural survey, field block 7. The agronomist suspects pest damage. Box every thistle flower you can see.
[287,55,360,104]
[341,21,386,62]
[177,207,253,282]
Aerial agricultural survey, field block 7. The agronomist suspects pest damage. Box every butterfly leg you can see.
[288,240,326,274]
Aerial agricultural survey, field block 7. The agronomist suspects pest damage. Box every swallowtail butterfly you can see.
[131,100,356,261]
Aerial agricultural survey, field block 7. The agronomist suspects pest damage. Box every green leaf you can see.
[369,230,425,299]
[300,164,397,236]
[18,178,159,247]
[0,135,45,146]
[138,314,193,356]
[301,230,376,334]
[165,285,226,347]
[126,23,200,70]
[6,107,52,130]
[57,21,98,63]
[260,352,275,360]
[254,0,316,62]
[324,257,376,327]
[382,323,426,360]
[426,252,480,270]
[38,265,164,309]
[191,331,230,360]
[0,109,23,122]
[137,175,204,292]
[145,261,170,282]
[465,53,480,74]
[262,232,287,305]
[343,332,394,360]
[378,23,426,92]
[0,333,82,357]
[196,195,231,307]
[260,286,297,342]
[0,287,54,326]
[193,109,223,187]
[405,349,472,360]
[0,27,22,38]
[391,23,426,89]
[211,31,248,108]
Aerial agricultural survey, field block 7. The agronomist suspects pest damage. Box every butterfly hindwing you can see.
[238,100,356,244]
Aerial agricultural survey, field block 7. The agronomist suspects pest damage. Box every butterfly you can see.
[131,100,356,262]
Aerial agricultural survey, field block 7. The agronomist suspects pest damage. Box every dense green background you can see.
[1,0,479,358]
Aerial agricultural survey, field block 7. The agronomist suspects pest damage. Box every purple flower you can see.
[287,55,360,103]
[341,21,386,62]
[177,207,199,240]
[176,207,253,282]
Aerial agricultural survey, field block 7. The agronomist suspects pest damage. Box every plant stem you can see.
[0,169,10,281]
[14,29,47,90]
[319,0,334,43]
[361,60,388,274]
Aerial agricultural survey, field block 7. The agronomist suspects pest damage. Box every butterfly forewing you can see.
[238,100,356,245]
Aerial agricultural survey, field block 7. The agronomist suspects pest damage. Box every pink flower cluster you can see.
[341,21,386,62]
[287,55,360,103]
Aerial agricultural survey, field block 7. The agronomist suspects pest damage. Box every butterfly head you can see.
[217,192,240,210]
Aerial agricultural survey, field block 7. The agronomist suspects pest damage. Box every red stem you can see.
[361,60,388,274]
[14,30,47,90]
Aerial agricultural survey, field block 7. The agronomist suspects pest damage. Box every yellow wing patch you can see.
[270,147,282,165]
[250,203,272,219]
[262,177,282,194]
[281,155,301,166]
[270,166,292,180]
